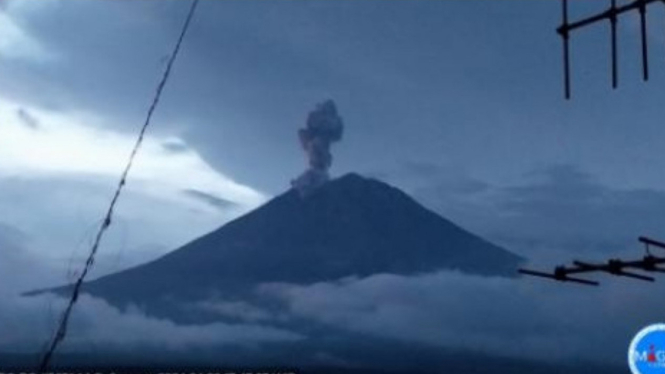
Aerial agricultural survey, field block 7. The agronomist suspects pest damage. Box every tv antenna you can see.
[559,0,665,99]
[519,236,665,286]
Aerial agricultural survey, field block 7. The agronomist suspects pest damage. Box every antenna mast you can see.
[558,0,664,99]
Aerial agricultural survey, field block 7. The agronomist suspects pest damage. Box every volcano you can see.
[28,173,522,318]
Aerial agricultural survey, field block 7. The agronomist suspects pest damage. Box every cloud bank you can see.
[261,269,662,366]
[383,162,665,265]
[0,98,267,281]
[0,2,53,62]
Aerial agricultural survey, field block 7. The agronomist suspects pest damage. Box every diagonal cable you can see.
[37,1,200,371]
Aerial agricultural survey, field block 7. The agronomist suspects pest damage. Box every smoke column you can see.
[291,100,344,196]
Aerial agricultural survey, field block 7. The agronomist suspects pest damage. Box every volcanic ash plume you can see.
[291,100,344,196]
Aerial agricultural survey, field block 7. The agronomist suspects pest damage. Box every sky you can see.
[3,0,665,370]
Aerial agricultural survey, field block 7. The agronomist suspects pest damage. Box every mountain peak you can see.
[330,172,367,184]
[297,172,412,205]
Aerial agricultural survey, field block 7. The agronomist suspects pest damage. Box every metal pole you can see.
[640,1,649,81]
[611,0,618,88]
[561,0,571,99]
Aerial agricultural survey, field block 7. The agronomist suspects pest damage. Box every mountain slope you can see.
[29,173,523,310]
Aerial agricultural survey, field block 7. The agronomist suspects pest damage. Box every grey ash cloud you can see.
[291,100,344,195]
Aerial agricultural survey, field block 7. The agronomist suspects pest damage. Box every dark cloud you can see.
[491,165,665,254]
[0,0,597,197]
[2,0,665,201]
[182,188,238,210]
[402,161,490,195]
[161,140,189,154]
[399,164,665,262]
[16,107,39,129]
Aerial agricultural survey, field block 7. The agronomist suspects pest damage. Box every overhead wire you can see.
[37,0,200,371]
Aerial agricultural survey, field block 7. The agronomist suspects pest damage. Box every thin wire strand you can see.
[37,1,200,371]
